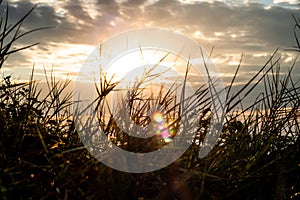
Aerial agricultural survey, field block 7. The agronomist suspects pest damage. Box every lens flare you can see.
[152,111,176,143]
[153,112,164,123]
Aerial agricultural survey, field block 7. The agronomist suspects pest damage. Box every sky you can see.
[1,0,300,87]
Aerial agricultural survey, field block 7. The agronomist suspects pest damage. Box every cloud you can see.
[122,0,149,6]
[273,0,299,4]
[142,1,298,52]
[1,0,299,84]
[5,0,298,50]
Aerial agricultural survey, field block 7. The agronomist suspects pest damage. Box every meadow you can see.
[0,2,299,199]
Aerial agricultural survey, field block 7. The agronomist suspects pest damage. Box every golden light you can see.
[105,49,186,86]
[153,112,164,123]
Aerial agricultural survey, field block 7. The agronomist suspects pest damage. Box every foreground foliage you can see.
[1,51,299,200]
[0,2,299,200]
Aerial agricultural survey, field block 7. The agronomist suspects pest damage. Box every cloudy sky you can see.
[1,0,299,85]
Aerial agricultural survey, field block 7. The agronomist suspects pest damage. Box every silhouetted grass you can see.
[0,2,299,200]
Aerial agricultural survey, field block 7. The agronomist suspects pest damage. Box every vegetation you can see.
[0,2,299,200]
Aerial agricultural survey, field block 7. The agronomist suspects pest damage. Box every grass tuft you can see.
[0,2,299,200]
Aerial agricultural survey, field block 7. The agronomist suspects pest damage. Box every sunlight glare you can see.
[153,112,164,123]
[106,49,185,84]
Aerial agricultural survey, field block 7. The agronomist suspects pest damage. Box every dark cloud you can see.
[1,0,299,79]
[141,1,298,53]
[2,1,59,29]
[0,0,118,47]
[122,0,148,6]
[4,0,298,51]
[96,0,117,5]
[0,1,61,45]
[64,0,92,22]
[95,0,120,16]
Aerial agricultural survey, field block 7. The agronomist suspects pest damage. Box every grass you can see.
[0,2,299,200]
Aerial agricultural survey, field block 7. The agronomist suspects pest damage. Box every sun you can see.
[105,48,186,85]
